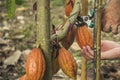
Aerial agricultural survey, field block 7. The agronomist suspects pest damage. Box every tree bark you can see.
[37,0,52,80]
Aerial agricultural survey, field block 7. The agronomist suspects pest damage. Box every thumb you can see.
[112,24,119,34]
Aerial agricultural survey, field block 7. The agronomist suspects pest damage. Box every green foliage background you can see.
[15,0,24,5]
[51,0,65,6]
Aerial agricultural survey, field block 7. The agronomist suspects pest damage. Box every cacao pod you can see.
[20,74,29,80]
[76,25,93,49]
[65,0,75,17]
[56,20,76,49]
[52,58,60,75]
[58,47,77,79]
[25,48,46,80]
[61,24,76,49]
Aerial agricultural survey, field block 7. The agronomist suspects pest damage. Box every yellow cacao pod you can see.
[58,47,77,79]
[76,25,93,49]
[25,48,46,80]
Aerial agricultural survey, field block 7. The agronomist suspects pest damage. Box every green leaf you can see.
[6,0,16,18]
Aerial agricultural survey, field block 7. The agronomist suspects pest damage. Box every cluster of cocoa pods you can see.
[57,0,93,78]
[20,47,78,80]
[20,0,93,80]
[64,0,93,49]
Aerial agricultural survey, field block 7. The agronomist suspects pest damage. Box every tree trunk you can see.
[37,0,52,80]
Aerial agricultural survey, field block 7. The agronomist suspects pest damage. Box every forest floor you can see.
[0,0,120,80]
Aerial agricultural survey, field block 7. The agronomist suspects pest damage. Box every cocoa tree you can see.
[36,0,52,80]
[6,0,98,80]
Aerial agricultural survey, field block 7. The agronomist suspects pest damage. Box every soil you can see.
[0,0,120,80]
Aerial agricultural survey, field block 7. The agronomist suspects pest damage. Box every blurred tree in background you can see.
[15,0,24,5]
[51,0,65,6]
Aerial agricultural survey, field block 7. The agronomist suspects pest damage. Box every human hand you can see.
[102,0,120,34]
[81,45,120,60]
[81,46,94,60]
[81,46,105,60]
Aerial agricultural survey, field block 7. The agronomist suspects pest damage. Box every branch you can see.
[51,0,81,41]
[81,0,88,80]
[93,0,102,80]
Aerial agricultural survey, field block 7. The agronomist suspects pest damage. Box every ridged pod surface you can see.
[58,47,77,79]
[52,58,60,75]
[65,0,75,17]
[25,48,46,80]
[76,25,93,49]
[19,74,29,80]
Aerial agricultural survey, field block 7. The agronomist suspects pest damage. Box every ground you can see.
[0,0,120,80]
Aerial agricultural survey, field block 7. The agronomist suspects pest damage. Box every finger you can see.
[103,22,111,33]
[85,46,94,59]
[81,49,89,59]
[81,46,86,56]
[112,24,118,34]
[102,11,111,32]
[81,48,85,56]
[86,46,94,56]
[106,0,110,4]
[83,46,93,60]
[81,47,91,60]
[117,24,120,33]
[81,47,88,57]
[101,13,106,31]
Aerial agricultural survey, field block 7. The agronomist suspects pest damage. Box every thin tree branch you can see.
[81,0,88,80]
[93,0,102,80]
[51,0,81,41]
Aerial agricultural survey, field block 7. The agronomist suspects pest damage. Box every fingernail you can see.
[83,46,85,49]
[86,45,89,47]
